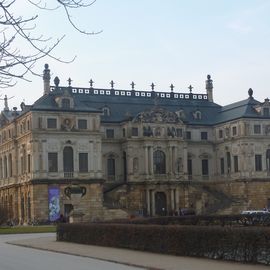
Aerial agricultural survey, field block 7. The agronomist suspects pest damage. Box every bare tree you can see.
[0,0,100,88]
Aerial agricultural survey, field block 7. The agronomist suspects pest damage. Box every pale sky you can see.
[3,0,270,109]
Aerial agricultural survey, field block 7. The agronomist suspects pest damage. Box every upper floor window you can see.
[62,98,70,109]
[186,131,191,140]
[254,124,261,134]
[47,118,57,129]
[176,128,182,137]
[220,158,224,175]
[233,156,239,172]
[48,153,58,172]
[201,132,208,140]
[106,129,114,139]
[122,128,126,137]
[79,153,88,172]
[78,119,87,129]
[103,106,110,116]
[255,154,262,171]
[132,127,138,136]
[219,129,223,139]
[232,126,237,136]
[202,159,209,176]
[153,150,166,174]
[107,155,115,177]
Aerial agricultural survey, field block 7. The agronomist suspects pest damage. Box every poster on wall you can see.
[48,186,60,222]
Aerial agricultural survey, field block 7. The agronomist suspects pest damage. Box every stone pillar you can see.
[175,188,180,212]
[151,190,155,216]
[89,141,94,172]
[183,146,188,179]
[149,146,154,175]
[146,189,151,215]
[172,146,176,174]
[144,146,149,175]
[170,189,175,212]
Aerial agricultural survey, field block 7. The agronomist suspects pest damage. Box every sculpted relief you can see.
[133,107,182,124]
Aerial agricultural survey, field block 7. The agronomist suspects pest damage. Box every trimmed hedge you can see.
[57,223,270,265]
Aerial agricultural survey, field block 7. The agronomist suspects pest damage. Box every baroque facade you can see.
[1,64,270,223]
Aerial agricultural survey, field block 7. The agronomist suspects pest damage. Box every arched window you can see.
[63,146,74,174]
[153,150,166,174]
[107,155,115,180]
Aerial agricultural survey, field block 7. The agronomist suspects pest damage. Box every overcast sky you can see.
[3,0,270,109]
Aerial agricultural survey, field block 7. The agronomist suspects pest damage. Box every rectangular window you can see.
[79,153,88,172]
[47,118,57,129]
[226,152,231,173]
[122,128,126,137]
[188,159,192,175]
[219,129,223,139]
[78,119,87,129]
[254,124,261,134]
[106,129,114,138]
[202,159,209,176]
[48,153,58,172]
[186,131,191,140]
[220,158,224,175]
[201,132,208,140]
[233,156,239,172]
[176,128,183,137]
[132,127,139,136]
[255,154,262,171]
[232,126,237,136]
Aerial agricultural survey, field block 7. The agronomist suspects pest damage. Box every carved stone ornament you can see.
[133,106,182,124]
[61,117,74,131]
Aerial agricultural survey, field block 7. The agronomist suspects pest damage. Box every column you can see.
[175,188,180,212]
[151,190,155,216]
[144,146,148,175]
[149,146,154,175]
[172,146,176,174]
[183,146,188,179]
[169,146,173,175]
[89,141,94,172]
[146,189,151,215]
[170,189,175,213]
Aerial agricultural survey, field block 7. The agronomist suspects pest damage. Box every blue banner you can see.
[48,186,60,221]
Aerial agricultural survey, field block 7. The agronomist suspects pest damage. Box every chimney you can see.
[205,74,213,102]
[43,63,51,95]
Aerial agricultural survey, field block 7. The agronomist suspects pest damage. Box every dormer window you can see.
[176,110,185,119]
[263,108,269,117]
[193,110,201,120]
[103,106,110,116]
[62,98,70,109]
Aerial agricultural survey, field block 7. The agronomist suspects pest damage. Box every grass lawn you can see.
[0,226,56,234]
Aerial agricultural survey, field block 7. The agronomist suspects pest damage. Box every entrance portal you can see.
[155,192,167,216]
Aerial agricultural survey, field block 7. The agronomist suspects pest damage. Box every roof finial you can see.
[68,78,72,87]
[188,85,193,93]
[248,88,253,98]
[151,82,155,91]
[43,63,51,95]
[89,79,94,88]
[131,81,135,90]
[110,80,115,89]
[206,74,213,102]
[54,76,60,87]
[170,84,174,92]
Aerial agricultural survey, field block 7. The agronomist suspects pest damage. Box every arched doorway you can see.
[63,146,74,176]
[155,192,167,216]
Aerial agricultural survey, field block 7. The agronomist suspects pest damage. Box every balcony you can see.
[64,171,74,179]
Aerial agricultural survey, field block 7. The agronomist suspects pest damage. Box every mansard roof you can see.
[26,85,269,126]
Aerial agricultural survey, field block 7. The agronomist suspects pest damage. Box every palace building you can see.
[1,64,270,223]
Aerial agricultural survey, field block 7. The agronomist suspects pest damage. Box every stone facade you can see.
[1,65,270,223]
